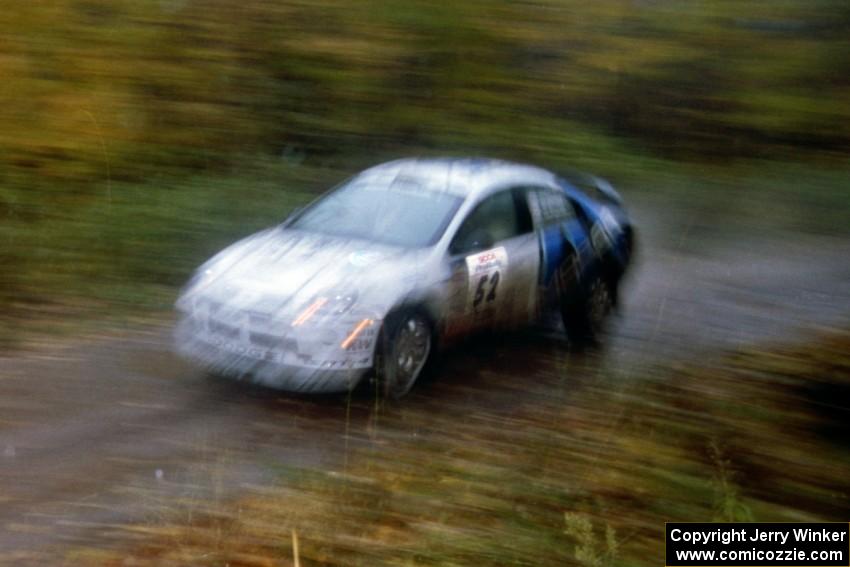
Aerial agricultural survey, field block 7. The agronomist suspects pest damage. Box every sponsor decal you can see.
[465,247,508,313]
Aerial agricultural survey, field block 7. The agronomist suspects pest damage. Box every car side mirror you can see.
[283,206,304,226]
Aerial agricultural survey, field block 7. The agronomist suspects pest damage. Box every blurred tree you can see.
[2,0,848,191]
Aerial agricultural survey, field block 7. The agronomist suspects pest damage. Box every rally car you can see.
[175,158,634,398]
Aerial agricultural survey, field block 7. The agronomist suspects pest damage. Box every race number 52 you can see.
[473,271,500,308]
[465,247,508,313]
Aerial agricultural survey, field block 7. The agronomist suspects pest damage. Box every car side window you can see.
[450,188,533,255]
[532,187,577,226]
[513,187,534,234]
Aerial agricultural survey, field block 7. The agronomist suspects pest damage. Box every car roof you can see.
[354,157,558,200]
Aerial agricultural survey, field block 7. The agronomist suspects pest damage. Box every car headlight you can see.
[327,290,358,314]
[291,290,359,327]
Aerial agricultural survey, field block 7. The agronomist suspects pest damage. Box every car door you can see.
[563,197,597,280]
[527,186,592,287]
[444,187,540,335]
[528,187,589,280]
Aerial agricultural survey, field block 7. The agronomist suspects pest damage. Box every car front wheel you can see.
[377,311,433,399]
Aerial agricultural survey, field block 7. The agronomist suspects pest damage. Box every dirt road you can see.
[1,199,849,561]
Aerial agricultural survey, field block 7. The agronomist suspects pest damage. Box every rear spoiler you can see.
[589,176,624,206]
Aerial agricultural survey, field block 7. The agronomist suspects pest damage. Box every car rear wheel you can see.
[561,270,614,346]
[377,311,433,399]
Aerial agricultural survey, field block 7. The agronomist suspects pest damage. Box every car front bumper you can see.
[174,316,373,393]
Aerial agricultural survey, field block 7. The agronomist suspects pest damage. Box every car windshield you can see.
[289,175,463,247]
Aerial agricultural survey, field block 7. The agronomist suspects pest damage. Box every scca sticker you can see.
[465,247,508,313]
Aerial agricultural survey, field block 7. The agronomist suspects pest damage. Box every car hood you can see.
[182,228,423,314]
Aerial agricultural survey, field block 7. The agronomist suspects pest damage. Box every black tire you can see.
[559,260,614,346]
[376,309,433,399]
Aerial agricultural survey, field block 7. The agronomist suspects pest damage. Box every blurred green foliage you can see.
[0,159,325,342]
[3,0,848,182]
[1,0,849,333]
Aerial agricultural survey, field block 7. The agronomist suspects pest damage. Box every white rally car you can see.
[175,158,634,398]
